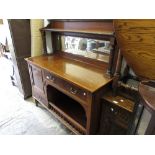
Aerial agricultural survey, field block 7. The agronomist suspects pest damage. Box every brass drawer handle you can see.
[69,87,77,95]
[46,75,50,79]
[46,75,55,81]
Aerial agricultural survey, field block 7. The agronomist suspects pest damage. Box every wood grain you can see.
[114,19,155,80]
[102,91,134,113]
[26,54,112,92]
[50,21,114,34]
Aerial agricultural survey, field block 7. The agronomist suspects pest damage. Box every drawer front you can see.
[44,70,64,88]
[63,82,88,102]
[43,70,89,103]
[44,71,57,83]
[104,103,132,128]
[99,101,132,134]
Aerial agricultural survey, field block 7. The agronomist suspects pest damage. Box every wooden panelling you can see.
[114,19,155,80]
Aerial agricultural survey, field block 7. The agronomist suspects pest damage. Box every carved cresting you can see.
[114,19,155,80]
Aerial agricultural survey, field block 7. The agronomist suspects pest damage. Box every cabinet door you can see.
[28,64,48,106]
[31,65,44,93]
[99,102,129,135]
[28,64,45,95]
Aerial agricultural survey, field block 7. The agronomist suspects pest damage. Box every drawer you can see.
[104,103,131,128]
[44,70,89,102]
[44,70,63,86]
[63,81,88,102]
[44,71,56,83]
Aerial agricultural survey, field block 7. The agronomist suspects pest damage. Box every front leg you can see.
[34,99,39,107]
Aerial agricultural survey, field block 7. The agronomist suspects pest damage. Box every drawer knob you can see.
[83,92,87,96]
[110,107,114,112]
[110,107,118,115]
[46,75,55,81]
[46,75,50,79]
[70,87,77,95]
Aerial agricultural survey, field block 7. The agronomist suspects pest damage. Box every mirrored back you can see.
[57,35,111,63]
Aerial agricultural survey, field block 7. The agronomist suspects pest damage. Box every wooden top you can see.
[114,19,155,80]
[139,81,155,113]
[102,91,134,113]
[26,55,112,92]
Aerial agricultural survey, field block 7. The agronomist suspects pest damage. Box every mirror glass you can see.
[58,35,111,63]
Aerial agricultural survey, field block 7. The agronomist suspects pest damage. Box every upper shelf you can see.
[41,28,114,36]
[41,20,114,36]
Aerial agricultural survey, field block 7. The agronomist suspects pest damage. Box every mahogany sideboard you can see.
[26,54,113,134]
[25,20,119,134]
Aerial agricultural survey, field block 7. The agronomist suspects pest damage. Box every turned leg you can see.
[35,99,39,107]
[48,103,51,109]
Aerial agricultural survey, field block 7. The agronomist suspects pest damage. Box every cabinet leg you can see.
[35,99,39,107]
[48,103,51,109]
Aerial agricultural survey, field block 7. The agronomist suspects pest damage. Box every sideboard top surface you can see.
[26,55,112,92]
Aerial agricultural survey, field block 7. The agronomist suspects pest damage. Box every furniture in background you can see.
[26,20,118,134]
[136,81,155,134]
[114,19,155,135]
[0,43,4,57]
[0,42,17,86]
[8,19,32,99]
[0,39,11,59]
[99,91,134,134]
[98,19,155,135]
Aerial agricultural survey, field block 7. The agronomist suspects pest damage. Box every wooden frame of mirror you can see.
[40,20,117,77]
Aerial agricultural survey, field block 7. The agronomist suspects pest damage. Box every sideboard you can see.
[26,20,117,134]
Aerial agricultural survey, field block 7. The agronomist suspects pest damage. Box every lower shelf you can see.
[35,98,86,134]
[49,102,86,134]
[47,85,87,134]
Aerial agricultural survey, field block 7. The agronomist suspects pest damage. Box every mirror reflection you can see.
[59,36,111,63]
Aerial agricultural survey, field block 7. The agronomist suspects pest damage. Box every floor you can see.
[0,56,72,135]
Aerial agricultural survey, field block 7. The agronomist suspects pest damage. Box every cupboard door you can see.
[28,64,46,96]
[99,101,130,135]
[28,64,48,107]
[31,65,44,91]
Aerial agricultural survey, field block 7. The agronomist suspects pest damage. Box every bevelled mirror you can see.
[56,35,112,63]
